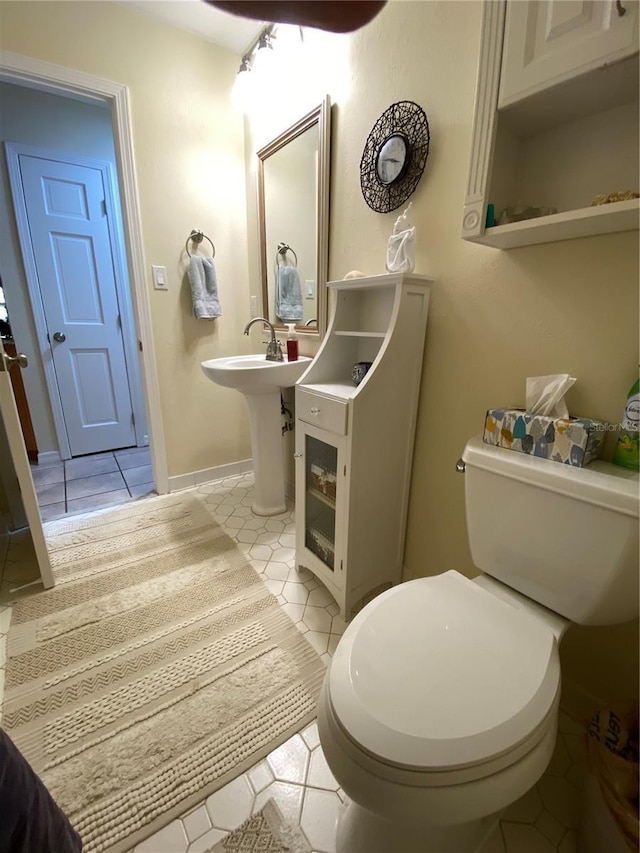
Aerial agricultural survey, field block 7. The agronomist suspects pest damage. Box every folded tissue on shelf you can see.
[483,374,608,467]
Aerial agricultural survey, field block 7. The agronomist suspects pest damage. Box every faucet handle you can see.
[265,337,284,362]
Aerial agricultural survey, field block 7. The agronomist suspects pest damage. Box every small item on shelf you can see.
[385,202,416,273]
[590,191,639,206]
[613,373,640,471]
[343,270,366,279]
[285,323,298,361]
[485,203,496,228]
[352,361,373,386]
[497,205,557,225]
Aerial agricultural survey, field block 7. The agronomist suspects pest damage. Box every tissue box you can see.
[483,408,607,467]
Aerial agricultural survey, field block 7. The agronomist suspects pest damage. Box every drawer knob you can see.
[310,407,320,415]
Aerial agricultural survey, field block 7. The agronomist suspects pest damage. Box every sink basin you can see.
[201,353,312,516]
[201,354,311,394]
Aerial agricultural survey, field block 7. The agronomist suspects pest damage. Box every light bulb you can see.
[230,57,252,112]
[252,35,275,78]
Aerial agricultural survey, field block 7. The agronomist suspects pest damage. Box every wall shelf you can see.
[462,0,639,249]
[471,199,640,250]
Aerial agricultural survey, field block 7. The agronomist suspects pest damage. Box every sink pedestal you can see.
[201,354,311,518]
[246,390,286,516]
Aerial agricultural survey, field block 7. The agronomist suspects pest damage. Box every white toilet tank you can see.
[462,436,639,626]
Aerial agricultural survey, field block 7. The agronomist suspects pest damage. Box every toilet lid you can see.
[329,571,560,772]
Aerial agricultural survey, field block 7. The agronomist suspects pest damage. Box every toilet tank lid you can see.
[463,436,639,518]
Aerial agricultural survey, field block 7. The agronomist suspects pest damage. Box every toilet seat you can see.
[328,571,560,779]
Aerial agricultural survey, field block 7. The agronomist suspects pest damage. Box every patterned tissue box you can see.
[483,408,607,467]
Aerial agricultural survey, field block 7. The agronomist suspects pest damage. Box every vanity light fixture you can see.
[230,54,252,111]
[252,29,275,74]
[230,24,276,111]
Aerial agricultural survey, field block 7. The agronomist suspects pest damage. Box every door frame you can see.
[5,142,147,459]
[0,50,168,494]
[0,338,54,588]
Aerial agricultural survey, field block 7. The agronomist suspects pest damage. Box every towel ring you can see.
[276,242,297,267]
[186,229,216,258]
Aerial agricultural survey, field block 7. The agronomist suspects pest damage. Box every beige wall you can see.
[0,0,254,477]
[1,0,637,708]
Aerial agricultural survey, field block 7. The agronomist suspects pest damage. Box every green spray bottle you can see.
[613,373,640,471]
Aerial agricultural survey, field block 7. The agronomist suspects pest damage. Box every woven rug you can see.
[209,799,311,853]
[2,491,324,853]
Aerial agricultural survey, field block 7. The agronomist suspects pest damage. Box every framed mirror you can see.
[257,96,331,337]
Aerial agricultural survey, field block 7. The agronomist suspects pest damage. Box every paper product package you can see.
[483,375,608,467]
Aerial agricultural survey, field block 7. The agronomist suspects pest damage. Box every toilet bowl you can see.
[317,437,639,853]
[318,571,564,852]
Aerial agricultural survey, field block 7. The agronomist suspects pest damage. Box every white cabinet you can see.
[499,0,639,108]
[294,273,432,619]
[462,0,639,249]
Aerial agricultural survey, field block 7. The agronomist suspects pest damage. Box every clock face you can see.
[376,134,408,185]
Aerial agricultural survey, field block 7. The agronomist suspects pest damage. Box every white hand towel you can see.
[275,265,303,322]
[188,256,222,320]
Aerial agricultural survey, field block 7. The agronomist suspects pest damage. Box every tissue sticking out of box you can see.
[525,374,576,419]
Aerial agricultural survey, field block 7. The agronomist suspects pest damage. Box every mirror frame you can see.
[257,95,331,337]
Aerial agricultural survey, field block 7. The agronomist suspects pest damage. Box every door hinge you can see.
[131,412,135,425]
[116,313,121,329]
[340,559,343,571]
[343,465,346,476]
[101,199,107,216]
[138,340,143,352]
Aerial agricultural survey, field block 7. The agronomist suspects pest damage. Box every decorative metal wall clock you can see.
[360,101,430,213]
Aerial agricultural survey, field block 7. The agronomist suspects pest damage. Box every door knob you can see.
[53,332,66,343]
[0,351,28,371]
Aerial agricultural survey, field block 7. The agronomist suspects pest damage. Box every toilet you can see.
[317,436,639,853]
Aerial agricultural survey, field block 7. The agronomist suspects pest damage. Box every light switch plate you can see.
[152,265,168,290]
[305,279,315,299]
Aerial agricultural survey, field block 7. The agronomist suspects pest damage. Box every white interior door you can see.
[0,338,54,589]
[8,149,137,457]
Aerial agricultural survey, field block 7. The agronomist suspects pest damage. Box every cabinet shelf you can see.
[470,199,639,250]
[334,331,386,338]
[307,486,336,509]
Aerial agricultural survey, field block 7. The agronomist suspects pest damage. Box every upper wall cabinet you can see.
[462,0,639,249]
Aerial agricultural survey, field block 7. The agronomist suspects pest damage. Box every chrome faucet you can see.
[243,317,284,362]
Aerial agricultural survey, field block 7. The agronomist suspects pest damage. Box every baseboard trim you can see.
[37,451,62,466]
[168,459,253,492]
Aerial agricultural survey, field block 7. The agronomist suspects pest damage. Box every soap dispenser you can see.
[285,324,298,361]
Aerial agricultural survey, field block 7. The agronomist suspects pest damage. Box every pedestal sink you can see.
[201,354,311,516]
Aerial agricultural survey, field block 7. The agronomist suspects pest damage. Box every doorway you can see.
[0,51,168,491]
[6,142,145,458]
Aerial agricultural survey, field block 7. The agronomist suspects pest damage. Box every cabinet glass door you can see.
[304,434,337,570]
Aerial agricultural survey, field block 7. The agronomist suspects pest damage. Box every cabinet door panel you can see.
[295,420,347,612]
[499,0,639,107]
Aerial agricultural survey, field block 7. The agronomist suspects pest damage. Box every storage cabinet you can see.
[294,273,432,619]
[499,0,639,108]
[462,0,639,249]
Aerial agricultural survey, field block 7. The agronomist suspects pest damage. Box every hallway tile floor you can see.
[0,471,588,853]
[30,446,155,521]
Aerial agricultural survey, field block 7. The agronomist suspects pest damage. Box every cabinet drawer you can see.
[297,389,348,435]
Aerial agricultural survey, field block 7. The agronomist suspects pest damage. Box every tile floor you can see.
[0,471,589,853]
[30,446,155,521]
